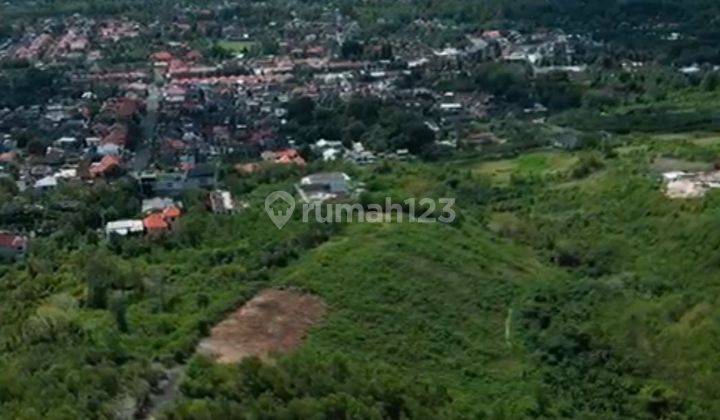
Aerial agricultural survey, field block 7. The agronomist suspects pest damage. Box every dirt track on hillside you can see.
[196,289,326,364]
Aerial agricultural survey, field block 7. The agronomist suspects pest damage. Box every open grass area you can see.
[471,150,578,184]
[217,40,257,53]
[650,157,712,173]
[644,132,720,147]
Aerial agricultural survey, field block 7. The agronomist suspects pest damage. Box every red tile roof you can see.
[274,148,306,166]
[165,139,187,150]
[90,155,121,177]
[143,213,169,231]
[186,50,203,61]
[151,51,174,62]
[101,125,129,146]
[115,97,141,119]
[0,151,17,163]
[162,206,182,219]
[0,233,27,250]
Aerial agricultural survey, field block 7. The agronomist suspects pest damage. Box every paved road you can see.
[130,84,160,172]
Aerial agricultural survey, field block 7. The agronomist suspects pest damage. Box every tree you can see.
[84,252,119,309]
[345,96,381,122]
[171,353,458,418]
[109,295,129,333]
[701,72,719,91]
[26,139,47,156]
[287,96,316,124]
[402,121,435,153]
[340,40,364,60]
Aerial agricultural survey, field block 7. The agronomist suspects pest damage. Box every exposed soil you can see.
[196,288,326,364]
[666,179,707,198]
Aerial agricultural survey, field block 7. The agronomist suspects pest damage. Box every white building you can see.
[105,220,144,237]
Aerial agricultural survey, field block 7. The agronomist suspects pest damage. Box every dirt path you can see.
[140,366,186,420]
[138,289,326,418]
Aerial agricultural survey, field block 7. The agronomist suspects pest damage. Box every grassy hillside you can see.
[169,218,564,418]
[276,220,560,415]
[169,136,720,419]
[484,135,720,417]
[553,89,720,134]
[4,135,720,418]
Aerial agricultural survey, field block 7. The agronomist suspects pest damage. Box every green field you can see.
[217,40,257,53]
[471,151,578,184]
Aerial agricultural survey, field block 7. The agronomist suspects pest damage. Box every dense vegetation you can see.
[4,129,720,418]
[3,0,720,418]
[161,136,720,418]
[0,175,339,418]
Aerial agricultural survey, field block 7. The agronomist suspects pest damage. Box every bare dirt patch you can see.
[197,289,326,364]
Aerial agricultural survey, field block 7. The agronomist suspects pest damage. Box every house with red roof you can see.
[162,206,182,224]
[276,149,307,166]
[89,155,122,178]
[151,51,174,62]
[185,50,203,62]
[262,148,306,166]
[101,124,129,148]
[0,233,28,259]
[114,97,143,119]
[143,213,169,236]
[0,151,17,163]
[143,205,182,237]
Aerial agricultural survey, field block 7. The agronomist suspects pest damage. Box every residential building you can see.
[105,220,144,237]
[298,172,351,202]
[0,233,28,260]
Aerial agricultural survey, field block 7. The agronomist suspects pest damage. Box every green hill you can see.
[4,138,720,418]
[168,139,720,419]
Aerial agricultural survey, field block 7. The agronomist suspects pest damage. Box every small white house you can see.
[298,172,352,202]
[440,103,463,112]
[105,220,144,237]
[142,197,177,214]
[313,139,346,162]
[54,137,78,148]
[34,176,58,191]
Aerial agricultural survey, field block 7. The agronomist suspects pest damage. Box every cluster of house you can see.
[0,16,143,64]
[127,27,573,161]
[104,188,239,238]
[1,4,602,180]
[429,29,581,67]
[311,139,410,164]
[0,4,611,259]
[105,197,183,238]
[0,91,145,193]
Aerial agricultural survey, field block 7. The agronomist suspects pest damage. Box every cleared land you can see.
[197,289,326,363]
[472,151,578,183]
